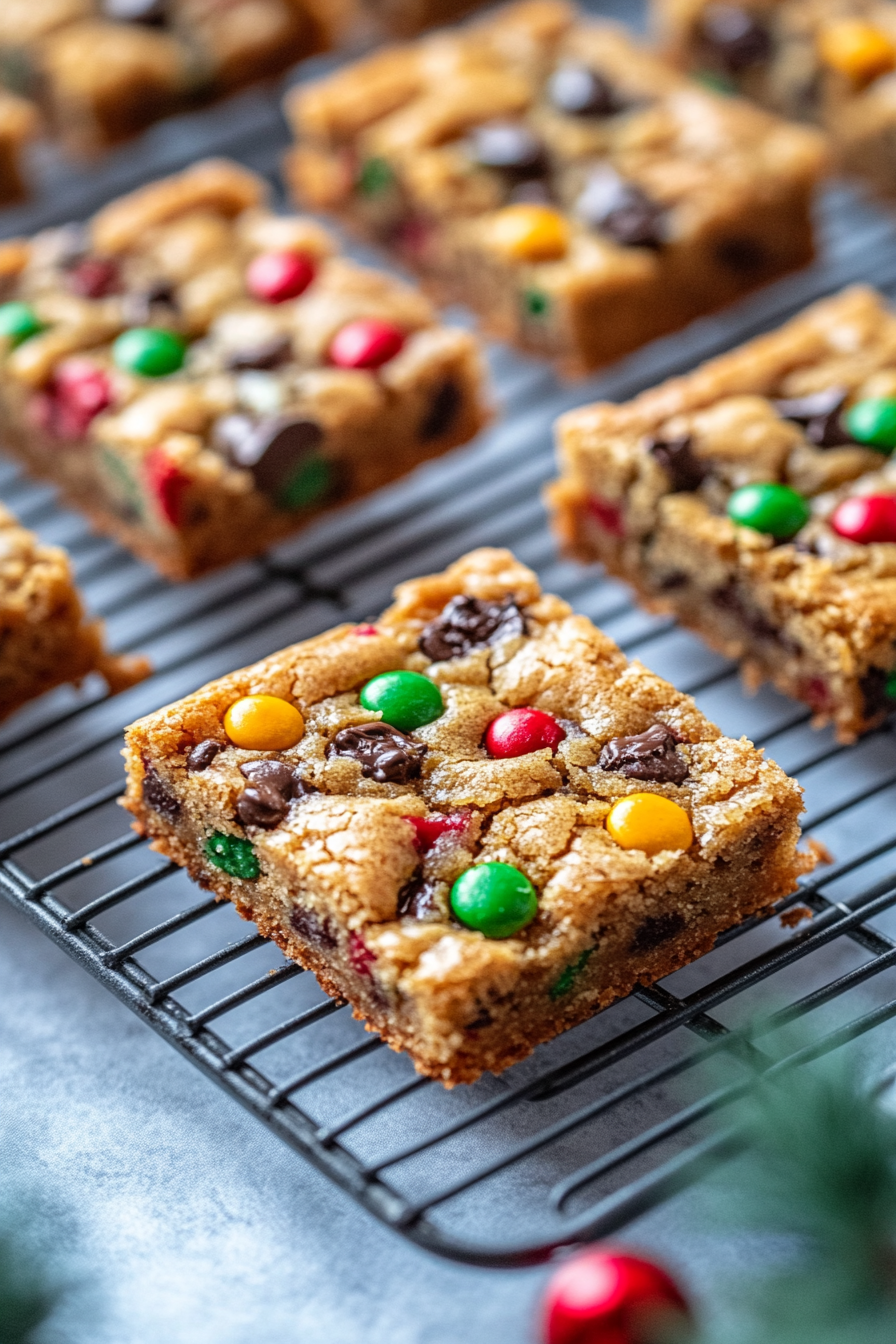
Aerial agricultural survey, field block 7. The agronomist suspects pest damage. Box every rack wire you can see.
[6,47,896,1265]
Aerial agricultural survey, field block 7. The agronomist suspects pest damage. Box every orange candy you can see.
[489,205,570,263]
[818,19,896,84]
[224,695,304,750]
[606,792,693,855]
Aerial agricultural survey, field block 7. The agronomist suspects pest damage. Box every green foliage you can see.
[0,1225,59,1344]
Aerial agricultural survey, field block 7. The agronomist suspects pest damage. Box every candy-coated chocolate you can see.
[205,832,259,880]
[67,256,120,299]
[246,250,316,304]
[831,493,896,544]
[0,301,44,347]
[843,397,896,450]
[113,327,186,377]
[726,482,810,539]
[588,495,625,537]
[490,205,570,262]
[329,318,405,370]
[349,931,376,976]
[606,793,693,854]
[359,669,443,732]
[402,812,468,852]
[357,157,394,196]
[542,1249,690,1344]
[353,624,379,636]
[549,948,593,1000]
[485,707,566,758]
[35,357,112,439]
[224,694,305,750]
[145,446,189,526]
[818,18,896,83]
[450,862,538,938]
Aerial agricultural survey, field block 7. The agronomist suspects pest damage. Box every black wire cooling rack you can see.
[6,45,896,1265]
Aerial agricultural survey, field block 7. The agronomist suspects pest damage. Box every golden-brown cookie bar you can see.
[122,547,811,1085]
[0,90,38,208]
[283,0,827,377]
[0,502,149,720]
[0,160,488,580]
[550,285,896,742]
[654,0,896,200]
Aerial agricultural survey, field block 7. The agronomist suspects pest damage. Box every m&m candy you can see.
[606,793,693,855]
[726,482,810,540]
[450,861,538,938]
[818,18,896,84]
[246,251,316,304]
[359,670,444,732]
[329,318,405,370]
[224,695,305,750]
[113,327,186,378]
[0,301,44,348]
[831,493,896,544]
[490,204,570,262]
[485,707,566,758]
[843,397,896,450]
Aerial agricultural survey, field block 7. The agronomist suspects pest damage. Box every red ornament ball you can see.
[543,1249,690,1344]
[329,318,405,370]
[485,707,566,759]
[246,250,316,304]
[830,493,896,544]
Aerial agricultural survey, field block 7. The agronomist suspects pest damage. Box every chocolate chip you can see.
[657,571,688,590]
[66,256,120,299]
[508,180,555,205]
[576,168,666,248]
[239,759,296,791]
[548,64,621,117]
[122,279,178,326]
[630,911,685,953]
[773,386,853,448]
[418,380,461,441]
[467,122,547,180]
[228,416,325,499]
[556,717,587,738]
[290,905,337,948]
[227,334,293,372]
[599,723,688,784]
[419,595,527,662]
[397,877,440,919]
[698,4,772,73]
[648,435,707,492]
[328,723,426,784]
[714,237,766,272]
[142,762,181,821]
[102,0,167,22]
[186,739,222,772]
[464,1006,494,1030]
[236,760,312,828]
[859,667,893,720]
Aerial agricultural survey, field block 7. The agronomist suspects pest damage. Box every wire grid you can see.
[6,72,896,1263]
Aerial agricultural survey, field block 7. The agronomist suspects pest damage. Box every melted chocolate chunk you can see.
[576,168,666,248]
[328,723,426,784]
[123,279,178,326]
[698,4,772,73]
[468,122,547,180]
[599,723,688,784]
[227,334,293,372]
[773,386,853,448]
[418,380,461,441]
[714,237,766,272]
[464,1006,494,1030]
[142,762,181,821]
[290,905,337,948]
[186,739,222,772]
[649,435,708,492]
[419,595,527,662]
[397,877,441,920]
[227,416,325,498]
[548,64,621,117]
[66,256,120,299]
[630,911,686,953]
[236,759,312,828]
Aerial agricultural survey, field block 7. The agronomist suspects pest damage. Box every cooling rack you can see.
[5,42,896,1265]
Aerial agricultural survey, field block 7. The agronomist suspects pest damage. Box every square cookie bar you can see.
[550,285,896,742]
[283,0,826,376]
[122,547,811,1085]
[0,502,148,720]
[655,0,896,199]
[0,160,488,580]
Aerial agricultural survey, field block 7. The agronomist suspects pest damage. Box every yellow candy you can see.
[818,19,896,84]
[606,792,693,856]
[490,205,570,263]
[224,694,304,750]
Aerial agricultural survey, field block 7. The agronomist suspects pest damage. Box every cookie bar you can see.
[550,285,896,742]
[654,0,896,199]
[283,0,826,376]
[0,502,148,720]
[0,90,39,207]
[122,547,811,1085]
[0,0,329,156]
[0,159,488,580]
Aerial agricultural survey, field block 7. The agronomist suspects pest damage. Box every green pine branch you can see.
[0,1220,60,1344]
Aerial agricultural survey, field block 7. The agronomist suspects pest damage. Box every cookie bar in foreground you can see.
[654,0,896,200]
[122,548,811,1085]
[0,503,148,720]
[283,0,826,376]
[550,285,896,742]
[0,159,488,580]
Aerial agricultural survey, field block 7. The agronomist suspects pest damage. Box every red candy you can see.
[587,496,625,538]
[349,931,376,977]
[542,1249,690,1344]
[402,812,468,853]
[31,357,112,439]
[329,318,405,370]
[354,624,379,636]
[831,493,896,544]
[485,708,566,759]
[145,446,190,526]
[246,250,316,304]
[66,256,120,299]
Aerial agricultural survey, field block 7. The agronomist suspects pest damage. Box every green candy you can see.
[694,69,737,94]
[113,327,186,378]
[278,454,332,511]
[357,157,394,197]
[844,397,896,451]
[523,289,550,319]
[359,669,443,732]
[886,669,896,702]
[451,862,538,939]
[549,948,593,1000]
[0,301,44,347]
[726,482,810,540]
[205,832,259,880]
